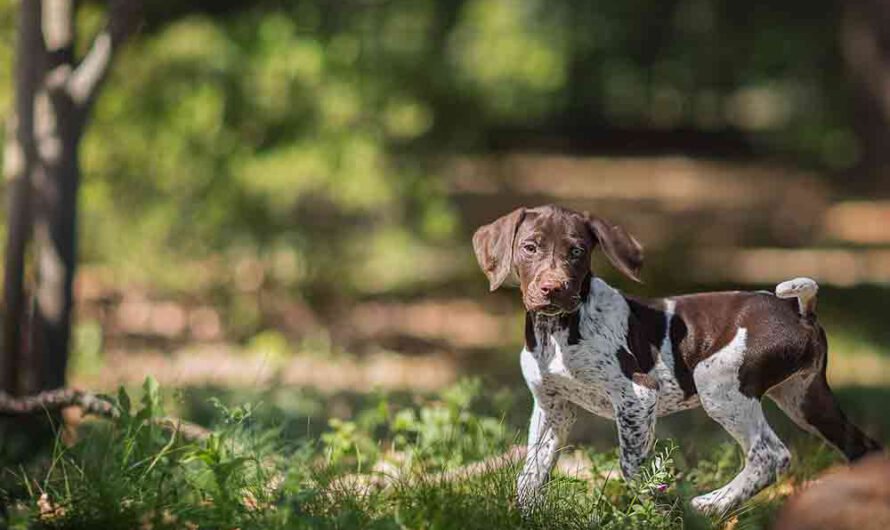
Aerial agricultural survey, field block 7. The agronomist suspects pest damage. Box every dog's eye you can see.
[570,247,585,258]
[523,243,538,254]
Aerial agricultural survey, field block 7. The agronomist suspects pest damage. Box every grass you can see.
[0,377,874,530]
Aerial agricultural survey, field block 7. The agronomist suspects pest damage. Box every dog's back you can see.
[669,289,821,398]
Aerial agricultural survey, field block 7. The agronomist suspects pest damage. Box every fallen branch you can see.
[329,445,615,495]
[435,445,527,483]
[0,388,115,417]
[0,387,212,442]
[329,445,528,494]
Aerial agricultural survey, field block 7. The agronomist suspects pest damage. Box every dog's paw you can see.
[690,491,733,517]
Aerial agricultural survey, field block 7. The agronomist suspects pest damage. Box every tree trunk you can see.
[1,0,44,396]
[1,0,140,394]
[29,94,82,392]
[28,0,80,392]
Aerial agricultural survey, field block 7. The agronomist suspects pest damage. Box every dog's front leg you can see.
[517,398,577,511]
[611,378,658,480]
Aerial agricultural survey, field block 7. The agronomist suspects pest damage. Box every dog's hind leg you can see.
[769,369,883,461]
[690,328,791,516]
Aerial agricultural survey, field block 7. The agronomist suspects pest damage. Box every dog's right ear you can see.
[472,207,526,291]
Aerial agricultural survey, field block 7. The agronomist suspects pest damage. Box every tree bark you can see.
[29,0,80,392]
[1,0,44,396]
[1,0,140,394]
[29,91,81,392]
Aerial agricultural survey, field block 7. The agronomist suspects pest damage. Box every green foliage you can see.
[1,378,279,529]
[684,441,743,493]
[449,0,568,119]
[5,379,812,530]
[389,378,510,470]
[301,423,685,530]
[246,329,293,361]
[591,443,683,530]
[74,6,460,303]
[0,0,865,307]
[69,320,104,377]
[321,417,380,472]
[321,378,511,472]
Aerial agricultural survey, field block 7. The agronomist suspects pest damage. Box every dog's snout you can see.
[538,279,565,297]
[525,274,577,314]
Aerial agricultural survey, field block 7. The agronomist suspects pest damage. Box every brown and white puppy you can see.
[472,204,882,516]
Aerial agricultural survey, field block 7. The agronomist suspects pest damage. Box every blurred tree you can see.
[0,0,885,361]
[0,0,139,395]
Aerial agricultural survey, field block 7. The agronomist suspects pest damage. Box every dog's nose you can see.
[539,280,565,297]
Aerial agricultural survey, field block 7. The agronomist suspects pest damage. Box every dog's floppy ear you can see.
[473,207,526,291]
[586,214,644,283]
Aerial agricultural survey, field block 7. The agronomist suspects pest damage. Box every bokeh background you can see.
[0,0,888,486]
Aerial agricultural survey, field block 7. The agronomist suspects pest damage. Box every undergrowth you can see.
[0,377,837,529]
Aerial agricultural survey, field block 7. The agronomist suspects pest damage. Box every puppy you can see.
[472,204,882,515]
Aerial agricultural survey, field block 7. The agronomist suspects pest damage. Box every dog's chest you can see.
[520,278,701,418]
[521,328,699,419]
[521,328,620,419]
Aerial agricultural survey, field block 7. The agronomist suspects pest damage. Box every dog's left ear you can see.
[473,207,526,291]
[586,214,644,283]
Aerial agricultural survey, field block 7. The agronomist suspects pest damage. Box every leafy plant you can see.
[1,379,856,529]
[389,378,511,471]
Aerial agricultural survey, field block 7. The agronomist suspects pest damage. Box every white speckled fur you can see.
[517,277,791,517]
[519,278,672,508]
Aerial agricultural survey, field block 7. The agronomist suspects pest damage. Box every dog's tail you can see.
[775,277,818,317]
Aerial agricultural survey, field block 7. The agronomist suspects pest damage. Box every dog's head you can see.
[472,205,643,315]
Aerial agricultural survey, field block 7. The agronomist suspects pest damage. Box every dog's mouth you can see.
[528,301,582,316]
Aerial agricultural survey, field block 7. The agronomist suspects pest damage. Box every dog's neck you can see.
[524,309,578,353]
[525,274,627,353]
